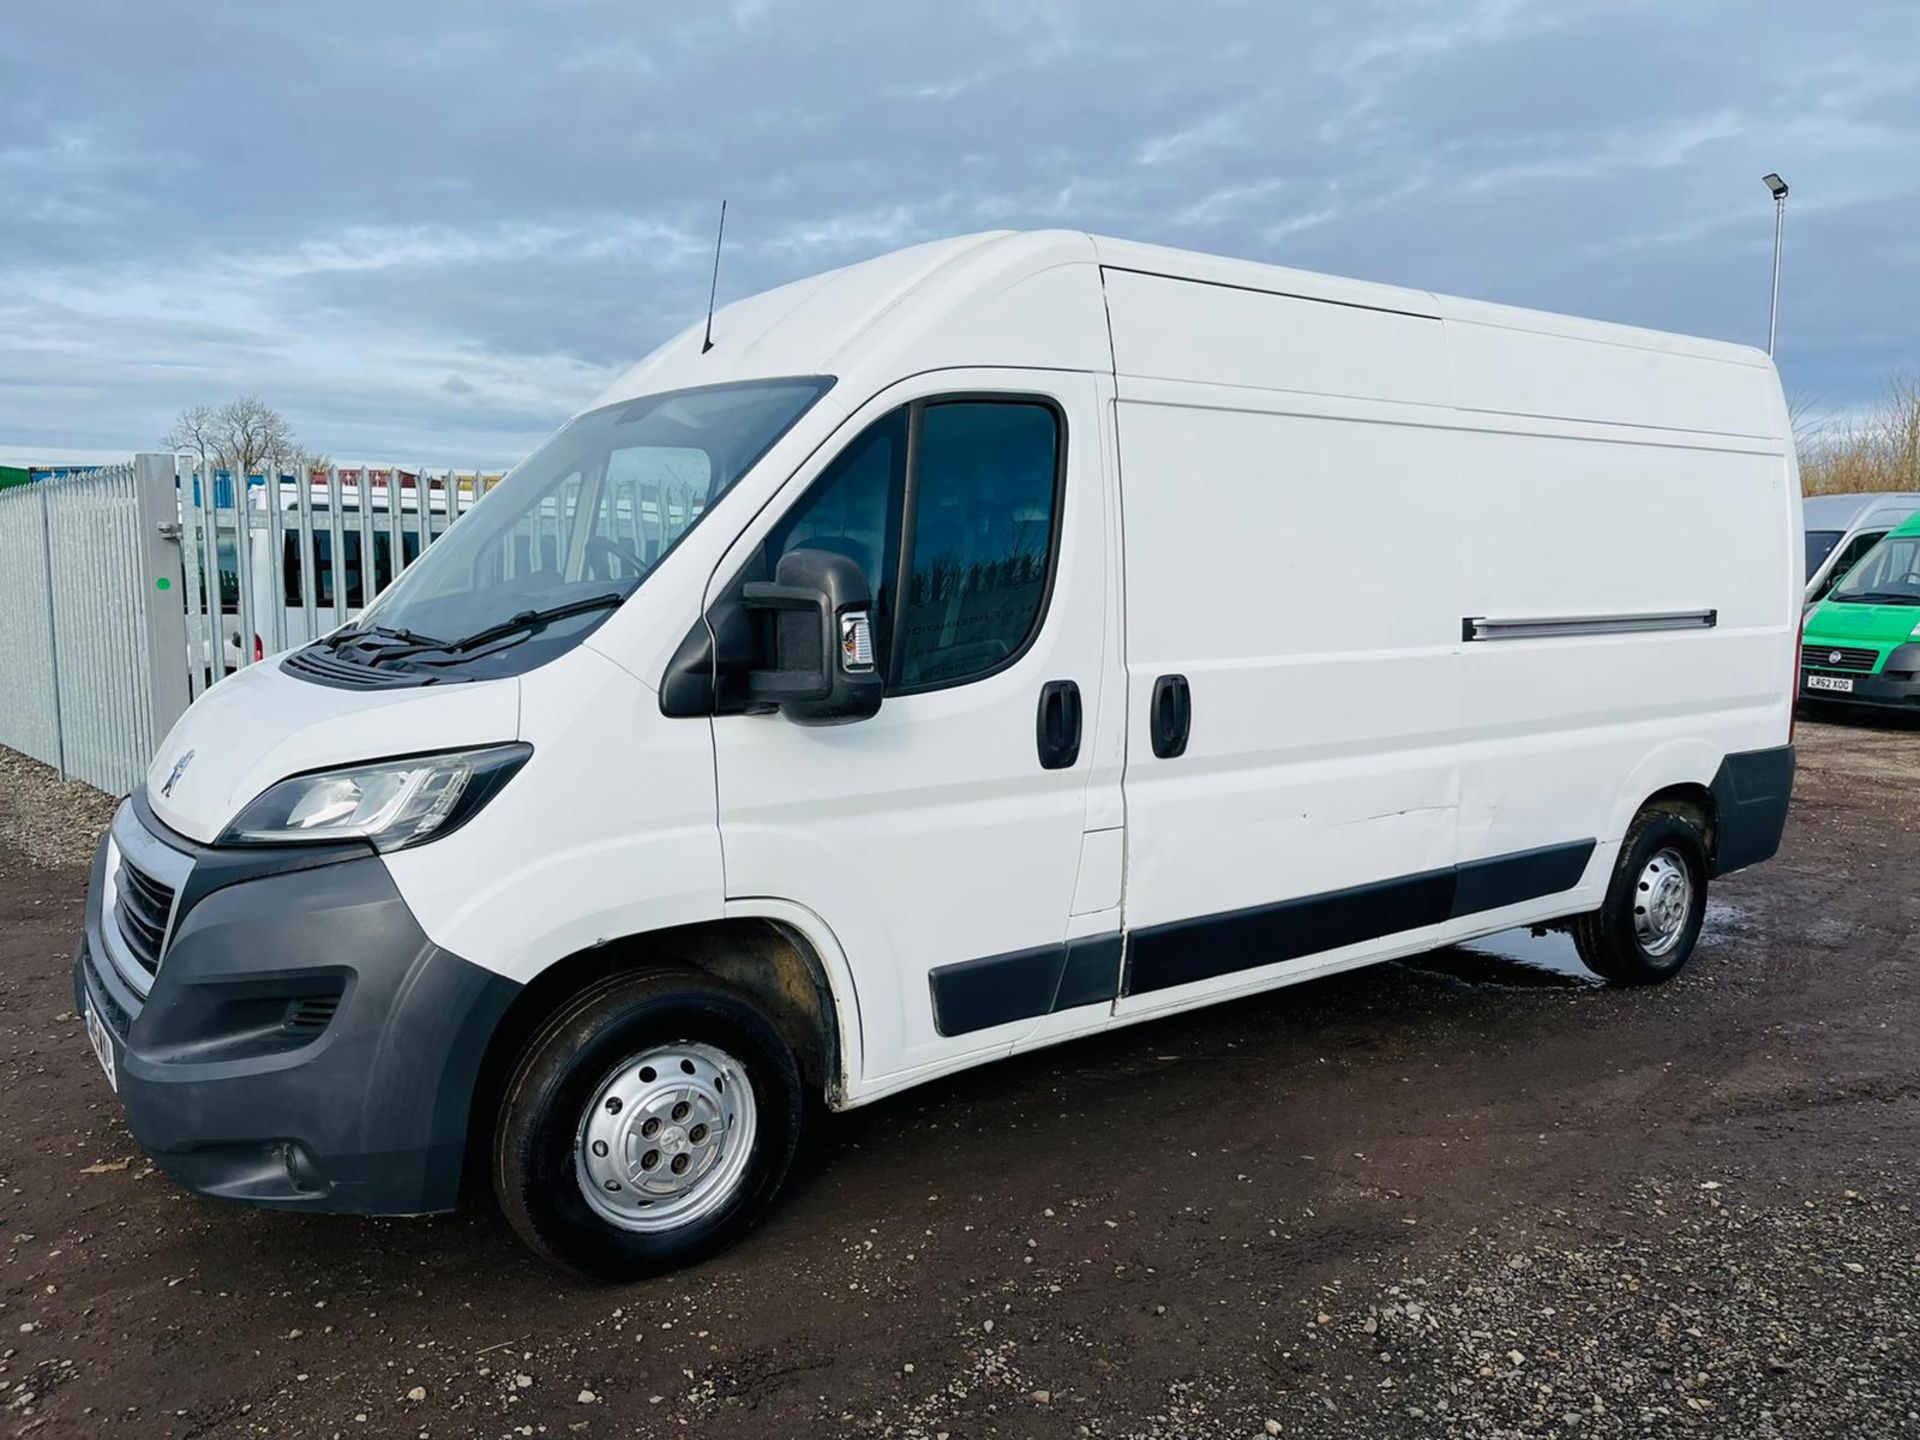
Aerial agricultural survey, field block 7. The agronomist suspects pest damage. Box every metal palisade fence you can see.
[0,453,490,795]
[0,457,185,794]
[173,457,484,696]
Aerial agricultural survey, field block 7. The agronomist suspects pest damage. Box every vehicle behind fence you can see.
[176,461,482,684]
[0,454,489,795]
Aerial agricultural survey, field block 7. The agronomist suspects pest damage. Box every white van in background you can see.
[80,231,1799,1278]
[1802,492,1920,607]
[221,477,447,667]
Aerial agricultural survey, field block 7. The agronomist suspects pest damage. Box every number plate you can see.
[1806,674,1855,694]
[84,999,117,1093]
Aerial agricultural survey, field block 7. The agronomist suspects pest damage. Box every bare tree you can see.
[219,395,298,479]
[163,396,314,478]
[163,404,222,468]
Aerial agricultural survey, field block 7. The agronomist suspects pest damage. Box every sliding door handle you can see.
[1036,679,1082,770]
[1150,673,1190,759]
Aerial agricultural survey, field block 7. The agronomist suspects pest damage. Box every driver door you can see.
[706,371,1119,1091]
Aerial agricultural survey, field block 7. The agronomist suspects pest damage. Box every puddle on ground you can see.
[1398,900,1743,990]
[1401,928,1601,988]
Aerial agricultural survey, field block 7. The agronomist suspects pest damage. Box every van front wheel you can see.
[1572,809,1710,986]
[492,970,803,1279]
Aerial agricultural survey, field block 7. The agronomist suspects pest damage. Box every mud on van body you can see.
[78,231,1800,1277]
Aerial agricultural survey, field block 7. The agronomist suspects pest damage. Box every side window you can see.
[1818,531,1885,599]
[766,407,908,664]
[895,401,1060,689]
[750,396,1061,694]
[217,538,238,610]
[283,531,301,605]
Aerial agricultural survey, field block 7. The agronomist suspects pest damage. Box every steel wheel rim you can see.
[574,1041,757,1233]
[1632,847,1693,958]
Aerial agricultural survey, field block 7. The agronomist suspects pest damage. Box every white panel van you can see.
[77,232,1800,1277]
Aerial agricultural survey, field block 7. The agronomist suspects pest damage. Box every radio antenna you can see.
[701,200,728,354]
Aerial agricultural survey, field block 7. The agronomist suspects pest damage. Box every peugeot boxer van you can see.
[78,231,1800,1277]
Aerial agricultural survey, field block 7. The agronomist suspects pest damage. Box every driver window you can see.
[765,408,907,669]
[756,397,1061,693]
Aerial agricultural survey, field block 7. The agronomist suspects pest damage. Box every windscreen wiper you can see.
[331,621,445,648]
[323,622,451,662]
[429,593,625,655]
[1835,591,1920,606]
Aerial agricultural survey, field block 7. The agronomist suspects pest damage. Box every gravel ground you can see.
[0,747,116,871]
[0,711,1915,1438]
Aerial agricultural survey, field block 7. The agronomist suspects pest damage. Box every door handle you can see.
[1149,673,1190,759]
[1036,679,1082,770]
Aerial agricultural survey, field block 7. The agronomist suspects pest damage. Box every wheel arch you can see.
[464,909,859,1186]
[1608,740,1722,864]
[1638,781,1718,863]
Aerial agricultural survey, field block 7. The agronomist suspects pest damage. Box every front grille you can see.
[1803,645,1880,674]
[114,857,176,977]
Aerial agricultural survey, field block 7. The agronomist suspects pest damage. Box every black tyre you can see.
[492,969,803,1279]
[1572,808,1710,985]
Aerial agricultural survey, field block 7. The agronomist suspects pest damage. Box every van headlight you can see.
[218,744,531,851]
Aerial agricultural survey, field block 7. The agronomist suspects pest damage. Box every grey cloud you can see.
[1,0,1915,465]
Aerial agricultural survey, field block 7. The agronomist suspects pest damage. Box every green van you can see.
[1800,510,1920,709]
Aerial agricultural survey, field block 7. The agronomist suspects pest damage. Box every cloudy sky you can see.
[3,0,1916,467]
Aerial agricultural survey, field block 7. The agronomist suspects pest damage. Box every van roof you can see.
[1802,493,1920,528]
[594,229,1776,416]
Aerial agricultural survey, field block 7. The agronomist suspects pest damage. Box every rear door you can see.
[709,371,1120,1087]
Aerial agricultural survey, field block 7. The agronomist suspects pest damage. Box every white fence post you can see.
[37,485,69,778]
[133,453,192,752]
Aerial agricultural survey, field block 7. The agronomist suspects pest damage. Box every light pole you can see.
[1763,172,1788,357]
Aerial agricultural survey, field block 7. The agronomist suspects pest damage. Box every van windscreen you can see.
[1829,533,1920,606]
[327,377,831,675]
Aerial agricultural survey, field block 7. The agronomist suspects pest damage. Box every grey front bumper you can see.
[1800,670,1920,710]
[76,798,520,1215]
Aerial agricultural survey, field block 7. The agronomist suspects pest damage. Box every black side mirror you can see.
[742,548,883,725]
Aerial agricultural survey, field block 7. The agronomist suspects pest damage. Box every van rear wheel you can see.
[492,970,803,1279]
[1572,808,1710,985]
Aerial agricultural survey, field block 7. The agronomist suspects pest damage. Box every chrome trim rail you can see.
[1462,609,1718,643]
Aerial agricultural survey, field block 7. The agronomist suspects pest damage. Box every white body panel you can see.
[383,645,723,984]
[143,229,1798,1111]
